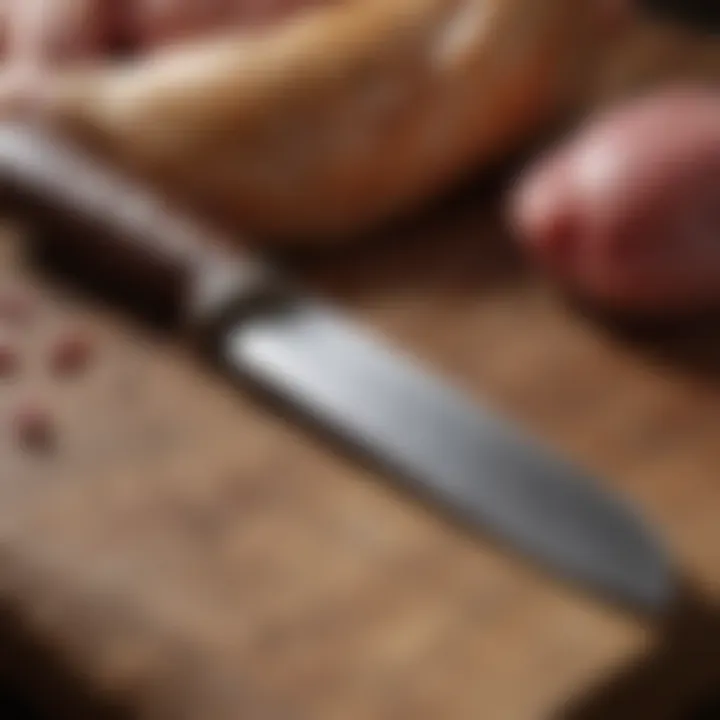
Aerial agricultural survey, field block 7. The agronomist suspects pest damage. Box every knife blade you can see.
[0,123,674,613]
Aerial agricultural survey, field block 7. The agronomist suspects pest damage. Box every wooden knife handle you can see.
[0,123,280,334]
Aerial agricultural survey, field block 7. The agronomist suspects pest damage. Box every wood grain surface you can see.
[0,14,720,720]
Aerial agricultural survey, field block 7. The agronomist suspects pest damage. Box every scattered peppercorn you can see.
[49,329,95,377]
[14,405,56,453]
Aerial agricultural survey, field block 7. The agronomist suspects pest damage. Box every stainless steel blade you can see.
[224,298,674,612]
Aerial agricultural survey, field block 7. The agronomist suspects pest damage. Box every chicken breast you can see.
[14,0,608,242]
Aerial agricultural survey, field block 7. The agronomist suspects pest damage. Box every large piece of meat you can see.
[7,0,609,242]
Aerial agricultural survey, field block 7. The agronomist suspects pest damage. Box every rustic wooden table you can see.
[0,15,719,720]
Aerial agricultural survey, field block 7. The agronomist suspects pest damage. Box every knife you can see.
[0,123,674,613]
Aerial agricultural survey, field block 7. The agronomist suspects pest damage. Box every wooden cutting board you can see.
[0,15,720,720]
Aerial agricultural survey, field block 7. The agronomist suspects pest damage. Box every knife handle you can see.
[0,123,283,336]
